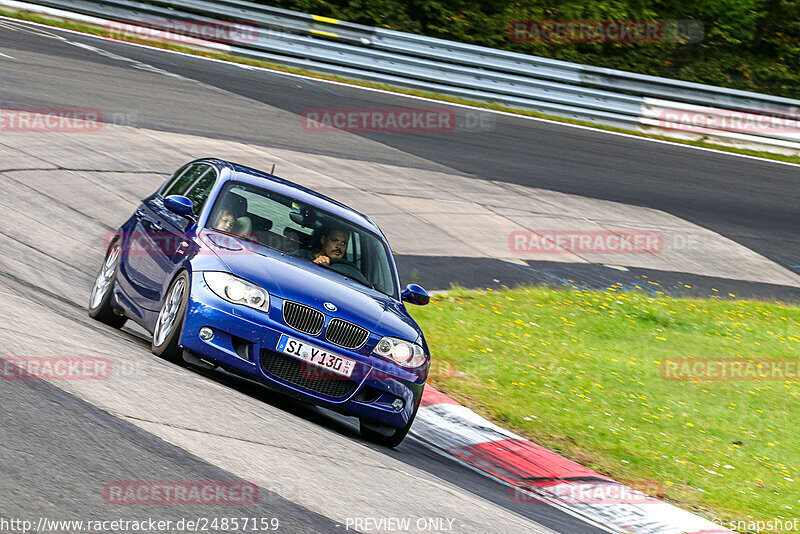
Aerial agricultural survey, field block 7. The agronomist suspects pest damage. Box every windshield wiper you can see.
[313,262,375,290]
[339,273,375,290]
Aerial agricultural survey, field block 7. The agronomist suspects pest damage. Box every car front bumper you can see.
[179,273,425,429]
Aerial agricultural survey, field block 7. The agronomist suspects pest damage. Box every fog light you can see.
[199,327,214,341]
[392,398,404,411]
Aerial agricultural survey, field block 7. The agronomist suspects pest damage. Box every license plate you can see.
[276,335,356,378]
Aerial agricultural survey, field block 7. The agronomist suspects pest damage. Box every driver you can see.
[312,227,350,265]
[299,226,350,265]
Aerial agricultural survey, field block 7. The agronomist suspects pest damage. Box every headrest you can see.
[222,193,248,216]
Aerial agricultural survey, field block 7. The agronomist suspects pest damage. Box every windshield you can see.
[207,182,398,299]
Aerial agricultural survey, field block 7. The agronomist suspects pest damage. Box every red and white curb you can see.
[412,385,734,534]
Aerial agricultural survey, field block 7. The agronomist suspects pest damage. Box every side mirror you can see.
[164,195,196,221]
[401,284,430,306]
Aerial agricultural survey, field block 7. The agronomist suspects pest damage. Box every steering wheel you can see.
[327,259,371,286]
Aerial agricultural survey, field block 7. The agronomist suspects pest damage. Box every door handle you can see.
[135,208,163,231]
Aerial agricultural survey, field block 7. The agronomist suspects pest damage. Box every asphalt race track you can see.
[0,18,798,534]
[3,20,800,291]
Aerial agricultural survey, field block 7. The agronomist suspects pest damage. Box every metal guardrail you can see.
[9,0,800,153]
[148,0,800,115]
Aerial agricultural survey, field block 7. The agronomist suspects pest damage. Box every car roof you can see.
[199,158,383,236]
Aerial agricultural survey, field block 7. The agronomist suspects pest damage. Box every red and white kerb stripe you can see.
[413,385,733,534]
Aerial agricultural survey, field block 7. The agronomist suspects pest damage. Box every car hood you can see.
[201,233,418,340]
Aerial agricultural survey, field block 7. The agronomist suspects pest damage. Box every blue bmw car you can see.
[89,158,431,447]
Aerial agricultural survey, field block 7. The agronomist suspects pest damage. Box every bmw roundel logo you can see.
[324,302,337,312]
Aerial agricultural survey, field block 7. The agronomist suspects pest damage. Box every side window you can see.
[184,168,217,213]
[346,232,361,266]
[163,164,209,197]
[159,163,189,195]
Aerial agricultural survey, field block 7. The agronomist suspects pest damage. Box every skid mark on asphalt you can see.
[0,265,85,310]
[116,412,414,471]
[0,170,117,231]
[0,141,59,168]
[0,226,85,271]
[0,167,163,173]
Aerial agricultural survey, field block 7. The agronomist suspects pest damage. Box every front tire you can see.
[360,397,421,448]
[151,272,190,363]
[88,242,127,328]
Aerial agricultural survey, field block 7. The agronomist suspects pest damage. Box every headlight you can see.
[372,336,427,368]
[203,272,270,312]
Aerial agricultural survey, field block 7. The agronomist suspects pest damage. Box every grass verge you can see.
[409,285,800,529]
[2,7,799,166]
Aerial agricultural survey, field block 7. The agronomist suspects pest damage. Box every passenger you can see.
[212,207,239,234]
